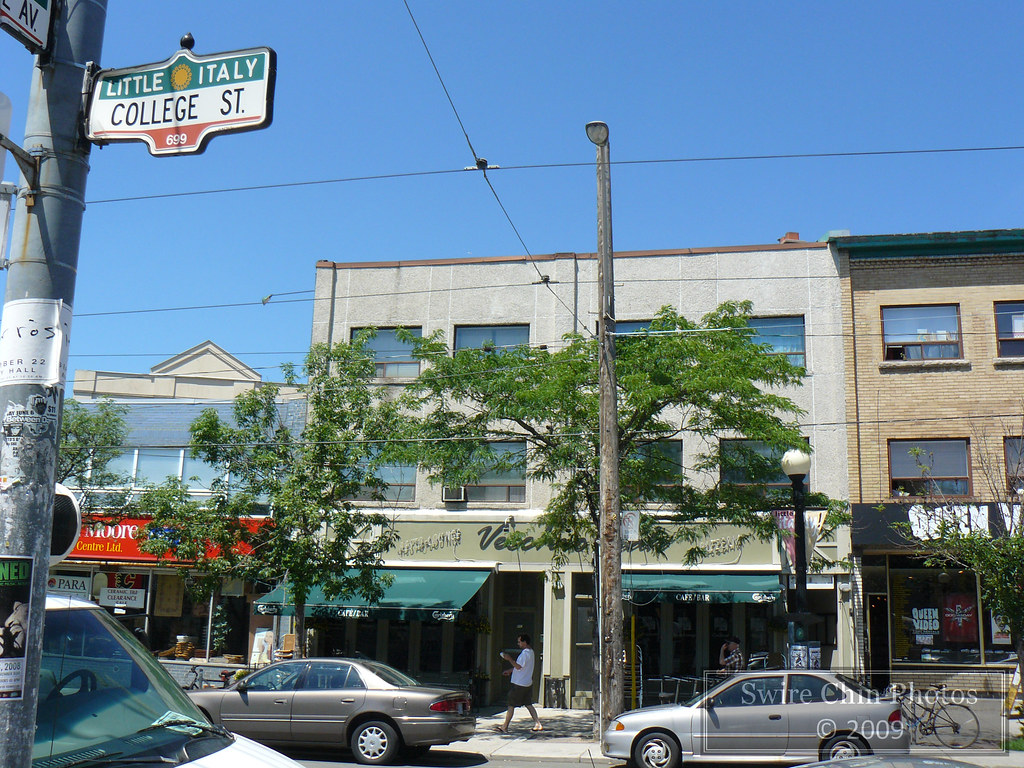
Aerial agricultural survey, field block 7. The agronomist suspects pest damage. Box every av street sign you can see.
[0,0,51,52]
[86,46,276,156]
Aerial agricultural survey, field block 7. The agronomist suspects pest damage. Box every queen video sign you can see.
[87,45,275,156]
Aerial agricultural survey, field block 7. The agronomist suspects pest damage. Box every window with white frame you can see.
[994,302,1024,357]
[454,325,529,352]
[889,438,969,497]
[351,461,417,502]
[882,305,962,361]
[352,327,422,377]
[465,441,526,502]
[749,316,806,367]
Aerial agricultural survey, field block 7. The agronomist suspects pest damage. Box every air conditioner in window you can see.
[442,486,466,503]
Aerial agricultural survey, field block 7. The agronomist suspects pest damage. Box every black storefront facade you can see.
[852,503,1015,694]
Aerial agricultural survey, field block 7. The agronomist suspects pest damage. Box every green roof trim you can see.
[832,229,1024,259]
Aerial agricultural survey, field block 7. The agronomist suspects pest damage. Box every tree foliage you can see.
[405,302,816,565]
[58,398,133,517]
[138,339,404,657]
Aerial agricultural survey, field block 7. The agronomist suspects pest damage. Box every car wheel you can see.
[821,733,868,760]
[633,731,681,768]
[351,720,400,765]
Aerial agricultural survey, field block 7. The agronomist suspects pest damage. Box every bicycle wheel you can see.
[931,703,979,748]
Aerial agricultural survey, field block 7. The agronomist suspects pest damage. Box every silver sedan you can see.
[603,671,910,767]
[188,658,475,765]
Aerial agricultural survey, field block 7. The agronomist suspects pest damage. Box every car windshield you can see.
[360,660,420,687]
[34,599,229,766]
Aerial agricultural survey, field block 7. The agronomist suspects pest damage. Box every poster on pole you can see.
[0,556,32,699]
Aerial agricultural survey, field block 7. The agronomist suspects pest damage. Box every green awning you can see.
[253,569,490,622]
[622,572,781,604]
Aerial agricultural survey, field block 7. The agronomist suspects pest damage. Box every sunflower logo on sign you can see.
[170,63,192,91]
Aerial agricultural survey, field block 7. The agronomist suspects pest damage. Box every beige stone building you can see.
[310,239,853,707]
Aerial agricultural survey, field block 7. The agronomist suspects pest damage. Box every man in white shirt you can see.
[496,633,543,732]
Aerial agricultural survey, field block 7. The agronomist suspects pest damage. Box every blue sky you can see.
[1,2,1023,390]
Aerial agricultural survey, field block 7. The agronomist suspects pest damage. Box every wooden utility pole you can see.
[587,121,623,731]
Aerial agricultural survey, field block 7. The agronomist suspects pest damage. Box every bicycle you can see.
[182,664,206,690]
[889,683,980,748]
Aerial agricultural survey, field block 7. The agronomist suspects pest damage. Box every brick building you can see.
[836,229,1024,693]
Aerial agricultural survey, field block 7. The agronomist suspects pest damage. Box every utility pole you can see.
[587,120,622,731]
[0,2,107,766]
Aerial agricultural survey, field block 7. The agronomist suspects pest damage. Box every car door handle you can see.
[769,714,782,720]
[274,699,286,704]
[341,698,356,703]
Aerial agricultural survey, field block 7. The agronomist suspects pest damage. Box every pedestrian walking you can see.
[496,633,543,733]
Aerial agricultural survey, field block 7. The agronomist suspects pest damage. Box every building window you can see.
[465,441,526,502]
[882,305,961,361]
[182,455,224,490]
[624,439,682,498]
[1005,438,1024,495]
[353,328,422,378]
[889,438,969,497]
[351,462,417,502]
[994,302,1024,357]
[454,325,529,352]
[720,439,807,488]
[749,316,806,367]
[135,448,182,485]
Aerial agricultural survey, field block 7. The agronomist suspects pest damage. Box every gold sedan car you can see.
[188,658,475,765]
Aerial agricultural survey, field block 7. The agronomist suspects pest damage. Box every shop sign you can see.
[46,574,88,599]
[98,586,145,609]
[912,607,939,645]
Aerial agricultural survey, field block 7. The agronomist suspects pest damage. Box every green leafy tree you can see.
[138,339,403,657]
[404,302,832,719]
[897,424,1024,678]
[58,398,133,517]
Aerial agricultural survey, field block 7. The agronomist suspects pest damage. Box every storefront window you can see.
[889,559,980,664]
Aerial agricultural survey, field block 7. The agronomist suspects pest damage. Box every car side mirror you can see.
[234,679,248,692]
[705,697,714,708]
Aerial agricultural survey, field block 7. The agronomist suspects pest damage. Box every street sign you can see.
[0,0,51,53]
[86,46,276,156]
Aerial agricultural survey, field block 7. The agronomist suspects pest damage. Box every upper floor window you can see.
[720,439,808,488]
[353,327,422,378]
[994,302,1024,357]
[94,448,223,492]
[135,448,182,485]
[454,325,529,352]
[1005,438,1024,495]
[466,441,526,502]
[882,305,961,361]
[889,438,969,497]
[351,461,417,503]
[749,316,806,367]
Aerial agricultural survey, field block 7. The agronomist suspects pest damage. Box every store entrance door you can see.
[866,593,890,692]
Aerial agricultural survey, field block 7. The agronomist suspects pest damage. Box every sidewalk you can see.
[435,706,611,763]
[433,702,1024,766]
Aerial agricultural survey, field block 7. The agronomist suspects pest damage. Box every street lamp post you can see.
[587,120,623,732]
[781,449,811,654]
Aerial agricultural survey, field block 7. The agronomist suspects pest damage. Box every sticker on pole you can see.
[0,556,31,699]
[0,298,72,387]
[86,45,276,156]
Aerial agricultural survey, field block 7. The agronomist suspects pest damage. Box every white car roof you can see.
[44,593,98,610]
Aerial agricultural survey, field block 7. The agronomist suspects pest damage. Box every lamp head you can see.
[781,448,811,479]
[585,121,609,146]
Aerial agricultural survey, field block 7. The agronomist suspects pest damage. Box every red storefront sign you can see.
[942,593,978,643]
[71,516,265,563]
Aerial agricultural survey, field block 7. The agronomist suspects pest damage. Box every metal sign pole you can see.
[0,3,107,766]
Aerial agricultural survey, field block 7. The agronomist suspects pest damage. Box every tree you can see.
[138,339,403,657]
[404,301,824,720]
[896,419,1024,682]
[58,398,133,518]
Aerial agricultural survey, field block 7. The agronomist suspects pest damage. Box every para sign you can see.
[86,45,275,156]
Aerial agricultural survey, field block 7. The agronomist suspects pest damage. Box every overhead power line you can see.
[82,144,1024,206]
